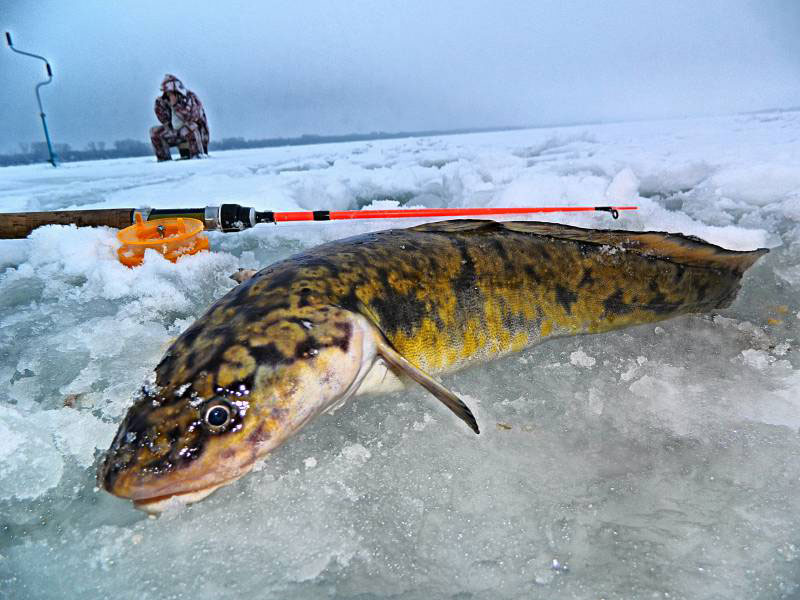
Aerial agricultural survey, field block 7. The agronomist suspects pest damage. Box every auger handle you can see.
[0,209,135,239]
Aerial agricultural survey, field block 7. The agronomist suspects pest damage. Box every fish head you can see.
[98,303,376,513]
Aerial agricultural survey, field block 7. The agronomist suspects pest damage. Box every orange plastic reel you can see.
[117,214,209,267]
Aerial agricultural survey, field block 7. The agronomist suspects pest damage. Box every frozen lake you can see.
[1,112,799,599]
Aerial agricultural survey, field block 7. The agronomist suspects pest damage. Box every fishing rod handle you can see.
[146,205,255,231]
[0,208,135,239]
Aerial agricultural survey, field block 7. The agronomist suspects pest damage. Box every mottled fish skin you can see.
[98,220,767,510]
[348,220,768,372]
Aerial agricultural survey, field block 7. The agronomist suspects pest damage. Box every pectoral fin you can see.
[374,336,480,434]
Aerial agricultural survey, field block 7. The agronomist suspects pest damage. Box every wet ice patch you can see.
[0,405,64,500]
[0,403,116,502]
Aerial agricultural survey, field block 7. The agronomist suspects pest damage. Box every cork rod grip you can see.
[0,209,135,239]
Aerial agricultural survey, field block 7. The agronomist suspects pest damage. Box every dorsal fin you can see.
[407,219,768,273]
[407,219,501,233]
[500,221,769,272]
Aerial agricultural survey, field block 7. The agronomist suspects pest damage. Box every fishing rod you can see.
[0,204,638,239]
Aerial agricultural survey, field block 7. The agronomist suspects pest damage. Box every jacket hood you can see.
[161,74,187,95]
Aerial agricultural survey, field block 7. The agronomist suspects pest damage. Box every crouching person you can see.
[149,74,210,161]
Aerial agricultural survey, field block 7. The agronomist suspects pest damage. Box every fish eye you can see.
[204,402,231,430]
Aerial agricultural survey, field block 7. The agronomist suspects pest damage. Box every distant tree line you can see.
[1,139,153,166]
[1,126,526,167]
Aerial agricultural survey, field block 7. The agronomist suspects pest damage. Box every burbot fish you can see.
[98,220,767,512]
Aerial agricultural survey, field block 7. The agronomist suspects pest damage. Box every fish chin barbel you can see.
[98,219,767,512]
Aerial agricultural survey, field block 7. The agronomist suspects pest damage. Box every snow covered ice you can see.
[1,112,799,599]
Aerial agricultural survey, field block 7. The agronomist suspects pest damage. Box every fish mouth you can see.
[131,475,244,514]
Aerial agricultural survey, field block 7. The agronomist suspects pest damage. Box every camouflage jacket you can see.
[154,90,208,131]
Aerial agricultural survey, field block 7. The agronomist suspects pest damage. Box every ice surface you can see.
[0,405,64,501]
[1,112,799,599]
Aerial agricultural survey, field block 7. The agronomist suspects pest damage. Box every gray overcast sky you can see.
[2,0,799,153]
